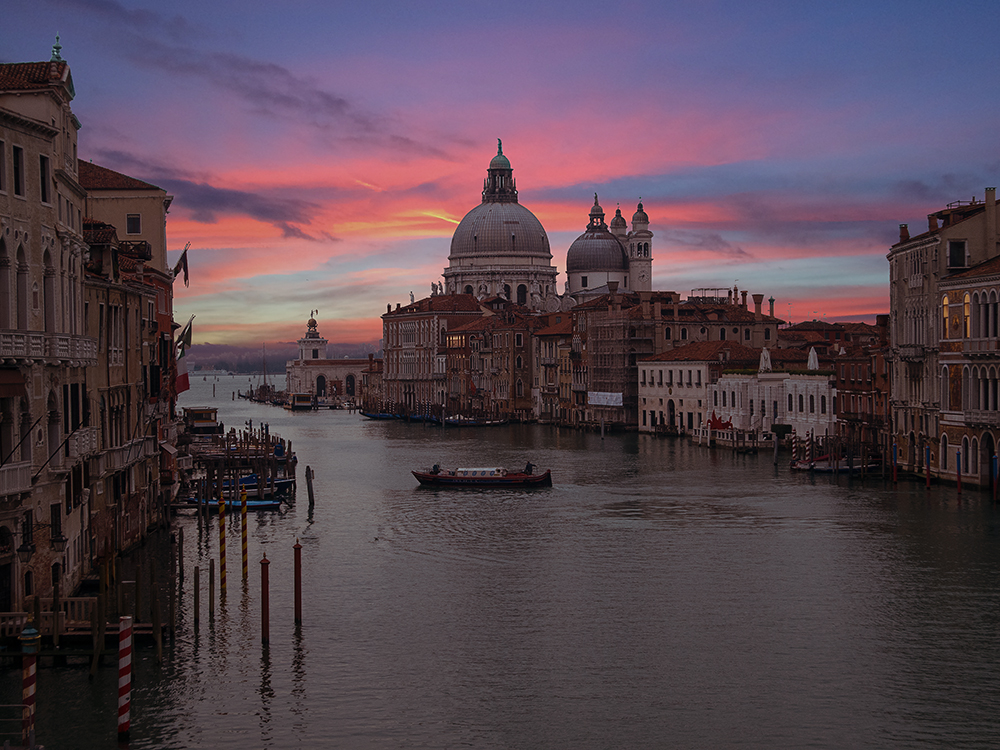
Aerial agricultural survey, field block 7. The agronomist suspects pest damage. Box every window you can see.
[744,328,750,340]
[942,295,949,339]
[581,276,588,288]
[641,370,646,385]
[788,394,793,411]
[0,140,5,192]
[720,328,726,340]
[722,391,727,407]
[821,396,827,414]
[681,328,688,340]
[948,240,967,269]
[764,328,771,340]
[964,293,971,338]
[126,214,141,234]
[809,395,815,413]
[12,146,24,196]
[798,394,804,412]
[39,155,50,203]
[312,349,319,359]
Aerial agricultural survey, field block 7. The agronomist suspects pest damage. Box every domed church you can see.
[443,140,558,309]
[441,142,653,309]
[566,196,653,296]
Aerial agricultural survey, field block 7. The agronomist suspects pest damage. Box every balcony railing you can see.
[898,345,925,361]
[0,330,98,365]
[105,439,149,472]
[67,427,99,459]
[0,461,32,496]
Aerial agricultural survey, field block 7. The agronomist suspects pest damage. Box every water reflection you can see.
[13,376,1000,748]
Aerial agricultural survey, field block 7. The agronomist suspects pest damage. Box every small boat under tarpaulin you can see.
[413,465,552,488]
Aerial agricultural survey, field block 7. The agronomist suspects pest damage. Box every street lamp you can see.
[16,522,67,564]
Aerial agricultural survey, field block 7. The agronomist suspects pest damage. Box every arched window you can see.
[681,328,688,340]
[503,284,511,299]
[942,295,949,339]
[821,395,826,414]
[809,395,815,413]
[798,394,804,412]
[962,436,970,473]
[731,391,736,407]
[713,391,718,407]
[665,328,671,339]
[964,293,971,338]
[517,284,527,306]
[515,379,523,397]
[515,355,522,369]
[941,434,949,470]
[720,328,726,340]
[722,391,727,407]
[16,246,27,329]
[744,328,751,340]
[464,285,473,295]
[764,328,771,340]
[942,366,950,409]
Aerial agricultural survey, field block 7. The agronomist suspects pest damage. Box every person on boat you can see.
[524,462,534,475]
[431,464,441,475]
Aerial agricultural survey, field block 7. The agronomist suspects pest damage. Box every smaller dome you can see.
[307,317,317,328]
[632,200,649,224]
[489,138,511,170]
[609,207,627,231]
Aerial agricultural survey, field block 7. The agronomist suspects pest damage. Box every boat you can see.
[285,393,314,411]
[360,411,399,420]
[791,455,881,473]
[219,474,295,497]
[442,416,509,427]
[413,464,552,487]
[193,496,283,512]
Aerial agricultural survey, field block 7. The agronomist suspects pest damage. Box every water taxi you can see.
[413,464,552,487]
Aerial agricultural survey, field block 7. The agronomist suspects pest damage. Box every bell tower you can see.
[628,199,653,292]
[297,311,328,361]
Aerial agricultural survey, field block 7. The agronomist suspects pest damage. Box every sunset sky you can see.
[5,0,1000,346]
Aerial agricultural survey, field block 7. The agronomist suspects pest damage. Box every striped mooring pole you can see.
[19,621,40,745]
[241,490,248,580]
[118,615,133,741]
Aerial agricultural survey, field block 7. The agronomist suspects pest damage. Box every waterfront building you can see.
[638,341,758,434]
[936,254,1000,488]
[0,52,97,606]
[381,293,485,415]
[285,316,370,403]
[533,314,573,423]
[887,186,999,476]
[830,317,890,450]
[707,349,837,439]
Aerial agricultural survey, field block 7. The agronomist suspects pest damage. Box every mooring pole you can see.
[294,539,302,626]
[241,489,248,581]
[117,615,133,742]
[260,553,270,646]
[19,621,40,746]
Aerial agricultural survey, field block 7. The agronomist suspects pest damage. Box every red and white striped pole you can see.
[19,622,40,746]
[241,490,248,581]
[118,615,133,741]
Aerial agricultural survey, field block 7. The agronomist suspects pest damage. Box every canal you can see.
[6,374,1000,748]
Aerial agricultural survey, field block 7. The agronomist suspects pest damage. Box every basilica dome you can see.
[449,201,551,260]
[566,196,628,273]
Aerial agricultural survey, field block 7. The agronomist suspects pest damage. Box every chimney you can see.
[928,214,939,232]
[640,291,651,318]
[752,293,764,321]
[653,299,661,319]
[741,290,748,308]
[899,224,909,242]
[769,296,775,317]
[387,303,391,314]
[396,303,401,310]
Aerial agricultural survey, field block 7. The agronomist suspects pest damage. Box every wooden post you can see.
[209,559,215,620]
[52,575,61,650]
[241,490,248,580]
[260,553,270,646]
[134,559,143,624]
[294,539,302,625]
[193,566,200,626]
[219,490,227,597]
[306,466,315,514]
[926,445,931,488]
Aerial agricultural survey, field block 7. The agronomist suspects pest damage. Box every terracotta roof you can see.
[78,160,161,191]
[0,61,69,92]
[943,253,1000,281]
[385,293,484,316]
[83,219,118,246]
[449,317,495,333]
[535,319,573,336]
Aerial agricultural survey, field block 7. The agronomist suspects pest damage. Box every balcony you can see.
[0,461,32,496]
[0,331,97,366]
[964,338,1000,357]
[67,427,99,459]
[898,345,925,362]
[105,438,149,472]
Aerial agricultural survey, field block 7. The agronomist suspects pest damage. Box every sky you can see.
[4,0,1000,346]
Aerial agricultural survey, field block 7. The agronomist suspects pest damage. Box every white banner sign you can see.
[588,391,623,407]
